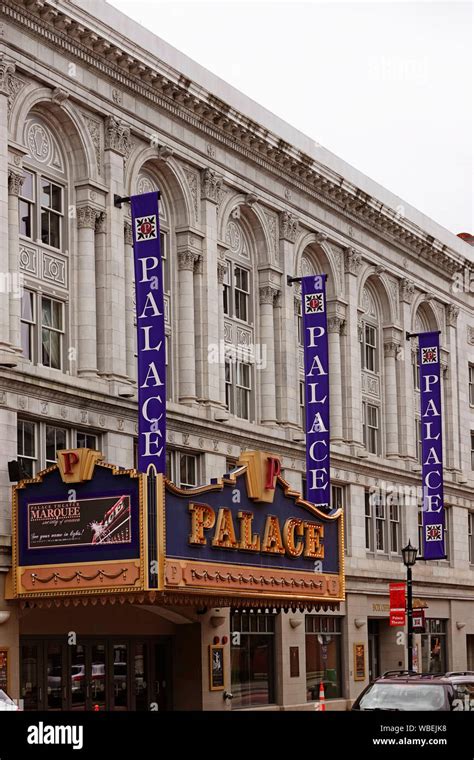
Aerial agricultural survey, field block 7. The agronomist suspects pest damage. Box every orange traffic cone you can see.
[319,681,326,712]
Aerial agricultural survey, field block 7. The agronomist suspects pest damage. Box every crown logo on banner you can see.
[56,449,103,484]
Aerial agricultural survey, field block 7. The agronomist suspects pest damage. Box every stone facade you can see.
[0,0,473,710]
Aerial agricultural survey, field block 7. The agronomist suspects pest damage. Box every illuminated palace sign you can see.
[164,451,344,604]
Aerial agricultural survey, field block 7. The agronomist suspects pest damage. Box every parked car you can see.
[352,670,474,711]
[0,689,20,711]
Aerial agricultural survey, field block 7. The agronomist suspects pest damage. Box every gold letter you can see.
[283,518,304,557]
[212,508,239,549]
[261,515,285,555]
[237,511,260,551]
[303,522,324,558]
[188,502,215,545]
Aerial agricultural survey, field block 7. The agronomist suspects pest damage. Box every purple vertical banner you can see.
[419,331,445,560]
[130,191,166,474]
[301,275,331,512]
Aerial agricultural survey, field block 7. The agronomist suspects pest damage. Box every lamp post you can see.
[402,540,418,672]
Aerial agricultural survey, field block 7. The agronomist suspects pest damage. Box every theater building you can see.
[0,0,473,711]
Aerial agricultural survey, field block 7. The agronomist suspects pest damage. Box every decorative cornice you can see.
[104,115,131,156]
[8,167,24,196]
[77,205,100,229]
[400,278,415,304]
[123,219,133,246]
[279,211,298,242]
[0,0,467,277]
[344,247,362,276]
[201,167,223,203]
[446,303,459,328]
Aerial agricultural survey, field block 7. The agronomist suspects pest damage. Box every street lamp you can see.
[402,540,418,672]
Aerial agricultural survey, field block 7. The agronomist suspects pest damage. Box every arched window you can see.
[135,170,173,400]
[19,115,68,370]
[223,213,255,421]
[360,285,382,455]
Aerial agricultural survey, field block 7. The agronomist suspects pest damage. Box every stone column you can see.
[124,220,136,383]
[259,284,279,425]
[383,334,401,457]
[399,279,416,459]
[177,249,197,403]
[101,116,129,382]
[0,55,15,364]
[77,205,99,376]
[445,304,460,471]
[200,169,224,412]
[327,314,345,443]
[193,254,204,400]
[7,168,24,355]
[217,260,227,407]
[95,211,107,375]
[278,211,299,427]
[342,248,363,447]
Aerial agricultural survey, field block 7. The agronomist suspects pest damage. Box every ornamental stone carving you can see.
[194,255,203,275]
[344,247,362,276]
[77,205,99,229]
[201,168,223,203]
[467,326,474,345]
[85,115,103,176]
[95,211,107,234]
[328,316,345,334]
[217,262,227,285]
[384,341,399,358]
[259,285,279,305]
[52,87,69,105]
[178,250,197,271]
[124,220,133,246]
[7,73,25,119]
[8,168,24,196]
[446,303,459,328]
[0,54,15,96]
[104,116,131,156]
[279,211,298,242]
[400,278,415,304]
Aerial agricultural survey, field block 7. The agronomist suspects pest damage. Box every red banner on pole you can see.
[389,582,406,627]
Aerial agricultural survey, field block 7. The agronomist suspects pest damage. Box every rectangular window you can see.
[305,616,342,700]
[21,290,35,361]
[421,619,447,674]
[363,402,379,455]
[40,178,63,249]
[467,512,474,565]
[471,432,474,471]
[179,453,198,489]
[413,350,420,390]
[375,499,386,552]
[362,323,377,372]
[469,364,474,406]
[225,358,233,414]
[234,266,249,322]
[45,425,67,466]
[17,419,37,478]
[41,296,63,369]
[159,231,170,294]
[299,380,305,429]
[223,261,231,317]
[296,298,303,346]
[365,492,373,552]
[236,362,251,420]
[389,503,400,554]
[231,612,275,708]
[76,432,99,449]
[19,170,35,239]
[415,418,422,463]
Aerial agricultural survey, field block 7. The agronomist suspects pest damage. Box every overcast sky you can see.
[108,0,472,236]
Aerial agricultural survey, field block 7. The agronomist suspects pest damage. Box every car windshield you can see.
[359,683,446,711]
[0,690,15,705]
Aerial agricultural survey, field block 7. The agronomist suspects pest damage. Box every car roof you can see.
[374,670,474,684]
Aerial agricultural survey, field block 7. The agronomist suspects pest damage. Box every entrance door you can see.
[70,641,107,711]
[368,620,380,681]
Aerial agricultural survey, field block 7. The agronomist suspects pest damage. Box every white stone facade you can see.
[0,0,473,708]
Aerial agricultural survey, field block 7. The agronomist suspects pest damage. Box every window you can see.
[76,432,98,449]
[469,364,474,406]
[222,261,251,324]
[366,490,400,555]
[165,450,200,488]
[365,492,373,552]
[45,425,67,466]
[231,612,276,708]
[389,503,400,554]
[375,499,386,552]
[413,350,420,390]
[40,178,63,249]
[17,419,37,478]
[296,297,303,346]
[363,402,379,455]
[421,619,447,674]
[332,485,344,511]
[305,616,343,700]
[19,170,34,239]
[469,513,474,565]
[225,457,238,473]
[299,380,305,429]
[41,296,63,369]
[415,418,422,463]
[361,323,378,372]
[225,359,252,421]
[21,290,35,361]
[471,432,474,470]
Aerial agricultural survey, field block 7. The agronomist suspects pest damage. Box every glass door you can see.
[70,643,87,710]
[152,641,171,711]
[133,641,148,711]
[21,642,42,710]
[46,641,65,710]
[90,642,107,711]
[111,643,129,711]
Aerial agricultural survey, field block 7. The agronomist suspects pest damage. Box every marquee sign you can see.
[163,451,344,606]
[10,450,157,598]
[131,190,166,475]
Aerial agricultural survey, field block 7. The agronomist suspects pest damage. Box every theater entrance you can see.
[20,636,172,711]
